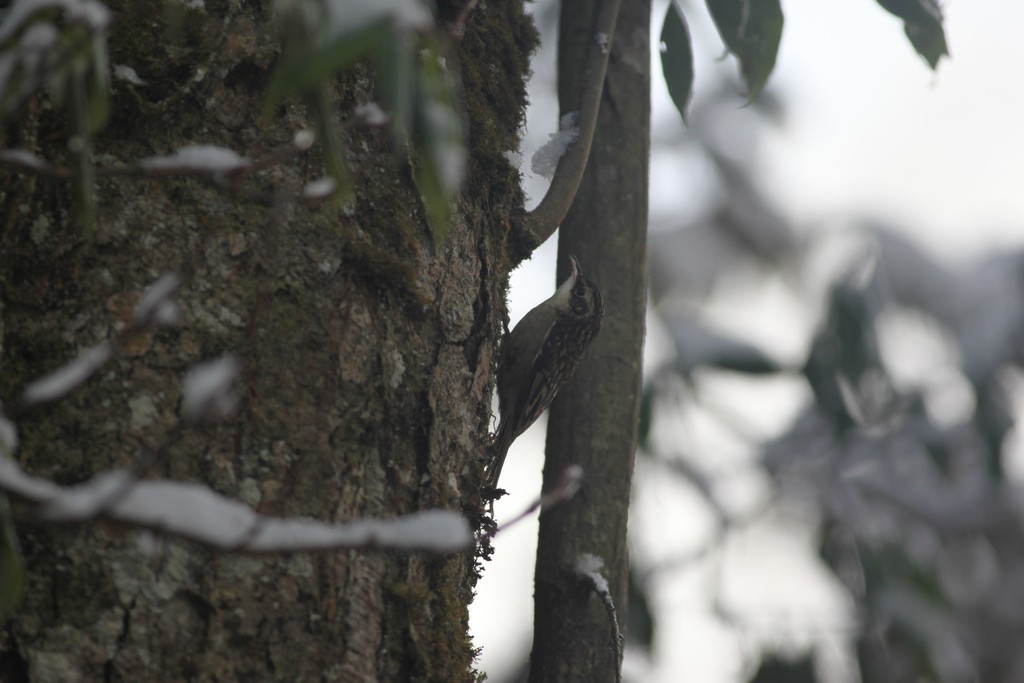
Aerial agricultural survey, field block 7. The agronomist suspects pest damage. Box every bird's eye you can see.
[574,286,586,297]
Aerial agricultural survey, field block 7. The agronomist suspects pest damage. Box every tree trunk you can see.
[0,1,535,681]
[530,0,650,680]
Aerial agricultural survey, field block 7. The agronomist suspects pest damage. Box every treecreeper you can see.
[486,255,604,493]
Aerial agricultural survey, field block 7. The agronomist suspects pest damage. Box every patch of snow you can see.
[23,342,113,404]
[113,64,145,85]
[141,145,249,173]
[293,129,315,150]
[180,356,240,422]
[0,406,17,456]
[575,552,609,593]
[248,509,472,553]
[0,456,473,553]
[302,177,337,200]
[0,148,48,172]
[42,469,133,520]
[133,272,182,327]
[354,102,389,126]
[531,112,579,179]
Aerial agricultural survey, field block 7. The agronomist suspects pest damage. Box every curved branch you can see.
[515,0,622,256]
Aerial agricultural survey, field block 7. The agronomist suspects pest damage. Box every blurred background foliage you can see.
[633,42,1024,683]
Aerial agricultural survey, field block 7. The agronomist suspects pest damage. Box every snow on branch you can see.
[0,149,58,175]
[531,112,580,179]
[0,457,472,554]
[22,273,184,405]
[353,102,390,126]
[23,342,113,404]
[1,132,327,213]
[575,553,623,682]
[139,145,250,174]
[113,64,145,85]
[180,356,240,423]
[301,177,338,201]
[0,132,317,183]
[133,272,182,327]
[0,405,17,458]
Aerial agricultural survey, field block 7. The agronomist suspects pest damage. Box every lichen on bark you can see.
[0,0,537,681]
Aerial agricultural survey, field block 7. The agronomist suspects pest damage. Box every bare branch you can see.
[493,464,582,534]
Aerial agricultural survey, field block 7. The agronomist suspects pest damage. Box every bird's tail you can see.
[486,417,517,492]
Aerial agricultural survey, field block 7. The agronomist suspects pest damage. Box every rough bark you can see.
[0,1,535,681]
[530,0,650,680]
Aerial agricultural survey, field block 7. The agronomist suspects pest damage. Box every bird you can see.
[486,254,604,493]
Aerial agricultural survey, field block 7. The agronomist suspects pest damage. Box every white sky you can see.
[766,0,1024,261]
[472,1,1024,681]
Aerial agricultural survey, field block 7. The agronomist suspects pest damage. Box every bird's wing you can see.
[515,317,562,436]
[488,304,558,489]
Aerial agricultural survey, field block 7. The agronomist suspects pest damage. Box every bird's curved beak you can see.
[552,254,581,303]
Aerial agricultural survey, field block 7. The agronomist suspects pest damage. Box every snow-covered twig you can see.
[575,553,623,682]
[22,272,184,405]
[140,145,250,174]
[180,356,240,423]
[133,272,182,327]
[0,149,66,176]
[0,131,316,184]
[0,404,17,458]
[352,102,390,127]
[495,465,583,534]
[0,457,472,554]
[23,342,113,404]
[301,177,338,202]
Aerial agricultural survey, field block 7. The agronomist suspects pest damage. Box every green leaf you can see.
[660,2,694,125]
[377,36,415,155]
[411,44,465,246]
[68,67,97,237]
[875,0,949,69]
[306,85,351,201]
[705,0,783,100]
[88,36,111,133]
[265,20,391,118]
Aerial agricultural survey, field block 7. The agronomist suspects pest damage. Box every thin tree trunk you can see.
[530,0,650,680]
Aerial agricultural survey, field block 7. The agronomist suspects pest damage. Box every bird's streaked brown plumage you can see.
[486,255,603,491]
